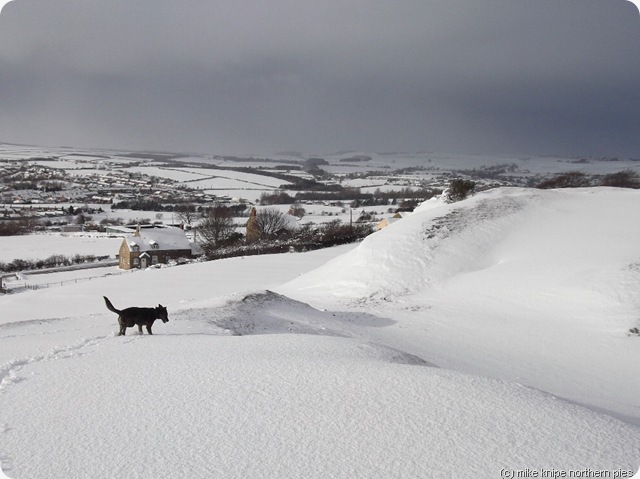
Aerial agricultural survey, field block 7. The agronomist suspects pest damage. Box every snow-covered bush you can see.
[445,179,476,202]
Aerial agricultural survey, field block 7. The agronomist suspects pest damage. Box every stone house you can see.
[118,226,200,269]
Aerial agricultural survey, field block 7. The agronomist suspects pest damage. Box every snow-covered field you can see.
[0,233,123,263]
[1,187,640,478]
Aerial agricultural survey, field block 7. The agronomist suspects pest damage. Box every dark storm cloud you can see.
[0,0,639,156]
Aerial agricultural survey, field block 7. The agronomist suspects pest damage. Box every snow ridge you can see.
[279,188,533,304]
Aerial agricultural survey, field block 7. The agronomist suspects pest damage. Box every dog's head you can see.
[156,304,169,323]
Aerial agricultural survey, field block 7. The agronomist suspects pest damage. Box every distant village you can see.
[0,155,443,230]
[0,160,245,229]
[0,156,427,274]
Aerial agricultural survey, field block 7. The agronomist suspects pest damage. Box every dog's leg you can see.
[146,325,153,335]
[138,324,143,334]
[118,317,126,336]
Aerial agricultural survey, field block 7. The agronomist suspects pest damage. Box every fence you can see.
[4,269,134,294]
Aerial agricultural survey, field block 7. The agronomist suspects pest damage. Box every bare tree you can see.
[197,204,237,254]
[174,204,197,227]
[247,207,292,243]
[288,202,306,218]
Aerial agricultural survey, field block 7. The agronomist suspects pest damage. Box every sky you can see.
[0,0,639,158]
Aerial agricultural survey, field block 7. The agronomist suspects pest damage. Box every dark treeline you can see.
[260,186,441,205]
[536,169,640,189]
[204,220,372,261]
[0,254,111,273]
[0,219,36,236]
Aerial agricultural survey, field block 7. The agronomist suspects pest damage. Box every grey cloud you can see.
[0,0,639,156]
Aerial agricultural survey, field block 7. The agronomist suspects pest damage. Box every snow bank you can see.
[281,187,640,304]
[2,333,638,479]
[279,188,640,423]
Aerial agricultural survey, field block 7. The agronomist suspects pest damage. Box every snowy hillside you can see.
[1,187,640,478]
[279,187,640,423]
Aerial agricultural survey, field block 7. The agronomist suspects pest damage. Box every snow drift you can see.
[1,187,640,478]
[279,187,640,425]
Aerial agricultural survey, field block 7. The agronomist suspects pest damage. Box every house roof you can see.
[375,216,402,231]
[378,217,401,226]
[128,227,192,252]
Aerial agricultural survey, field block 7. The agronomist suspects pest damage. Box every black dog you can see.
[103,296,169,336]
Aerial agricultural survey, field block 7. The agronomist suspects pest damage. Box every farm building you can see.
[118,226,201,269]
[375,213,405,231]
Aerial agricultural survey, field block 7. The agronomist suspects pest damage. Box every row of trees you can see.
[259,187,441,211]
[195,206,373,260]
[444,169,640,204]
[0,254,110,273]
[536,169,640,189]
[202,219,373,261]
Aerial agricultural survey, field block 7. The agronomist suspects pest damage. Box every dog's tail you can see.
[103,296,121,314]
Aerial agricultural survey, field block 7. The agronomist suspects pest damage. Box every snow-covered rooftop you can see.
[129,227,192,252]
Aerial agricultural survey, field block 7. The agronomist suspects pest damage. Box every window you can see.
[152,255,158,264]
